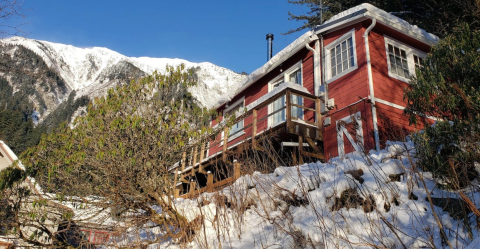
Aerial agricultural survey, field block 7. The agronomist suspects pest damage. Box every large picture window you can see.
[325,29,358,83]
[384,36,426,83]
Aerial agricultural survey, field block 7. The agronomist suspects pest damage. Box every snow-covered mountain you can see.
[2,36,247,109]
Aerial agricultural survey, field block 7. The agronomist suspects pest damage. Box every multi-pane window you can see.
[330,37,355,78]
[413,54,424,69]
[225,101,244,135]
[289,69,302,84]
[387,44,410,78]
[385,36,426,82]
[325,30,357,82]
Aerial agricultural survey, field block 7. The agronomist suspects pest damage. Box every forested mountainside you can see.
[0,37,247,154]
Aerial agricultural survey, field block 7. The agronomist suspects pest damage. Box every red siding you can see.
[208,18,434,162]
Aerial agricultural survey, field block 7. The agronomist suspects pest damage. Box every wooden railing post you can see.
[286,90,292,132]
[180,151,186,181]
[298,135,304,165]
[199,143,206,173]
[233,162,241,180]
[192,146,198,176]
[222,126,228,161]
[315,98,323,140]
[252,109,257,147]
[207,172,214,192]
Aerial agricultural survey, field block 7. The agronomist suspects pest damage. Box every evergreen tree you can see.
[404,25,480,188]
[2,65,225,246]
[286,0,480,38]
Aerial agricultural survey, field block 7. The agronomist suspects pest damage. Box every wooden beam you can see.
[305,137,322,154]
[290,103,316,112]
[286,90,292,132]
[207,173,214,192]
[301,150,325,160]
[252,109,257,147]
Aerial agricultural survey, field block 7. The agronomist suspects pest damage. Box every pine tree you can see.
[286,0,480,38]
[4,65,225,245]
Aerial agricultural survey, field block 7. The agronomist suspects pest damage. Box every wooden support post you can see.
[222,126,229,161]
[192,146,198,176]
[233,161,241,180]
[180,151,186,181]
[286,90,292,132]
[189,181,196,196]
[200,143,205,162]
[252,109,257,148]
[174,188,180,198]
[207,173,214,192]
[315,98,323,140]
[298,135,304,164]
[199,143,206,173]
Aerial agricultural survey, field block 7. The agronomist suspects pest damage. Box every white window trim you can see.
[268,61,303,91]
[267,61,303,127]
[384,35,427,83]
[220,97,245,146]
[325,29,358,84]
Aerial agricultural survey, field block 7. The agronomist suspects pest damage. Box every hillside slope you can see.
[135,141,480,248]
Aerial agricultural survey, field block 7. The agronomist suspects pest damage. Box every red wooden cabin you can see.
[174,4,438,198]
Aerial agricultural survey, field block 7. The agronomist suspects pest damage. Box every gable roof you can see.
[315,3,439,45]
[216,4,438,110]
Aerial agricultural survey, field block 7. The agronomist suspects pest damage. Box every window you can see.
[325,29,358,83]
[223,97,245,136]
[268,61,303,127]
[413,54,424,69]
[385,36,426,82]
[387,44,410,78]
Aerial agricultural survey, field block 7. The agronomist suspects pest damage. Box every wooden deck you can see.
[174,87,325,198]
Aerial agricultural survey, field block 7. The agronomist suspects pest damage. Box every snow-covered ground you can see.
[123,140,480,248]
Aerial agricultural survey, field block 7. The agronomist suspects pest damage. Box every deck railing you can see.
[175,85,325,198]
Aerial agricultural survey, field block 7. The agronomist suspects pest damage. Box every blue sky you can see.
[17,0,312,74]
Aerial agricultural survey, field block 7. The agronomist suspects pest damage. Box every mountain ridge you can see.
[2,36,247,109]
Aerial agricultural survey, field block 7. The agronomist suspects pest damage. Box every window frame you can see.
[268,61,303,90]
[325,29,358,84]
[384,36,427,83]
[267,61,303,127]
[221,96,245,144]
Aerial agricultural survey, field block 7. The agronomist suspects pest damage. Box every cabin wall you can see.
[208,43,316,157]
[208,18,435,162]
[322,22,373,159]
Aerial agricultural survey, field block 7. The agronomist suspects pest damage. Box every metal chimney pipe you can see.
[266,33,274,61]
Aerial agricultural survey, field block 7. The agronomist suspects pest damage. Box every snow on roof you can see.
[217,4,438,110]
[318,3,439,45]
[232,31,314,98]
